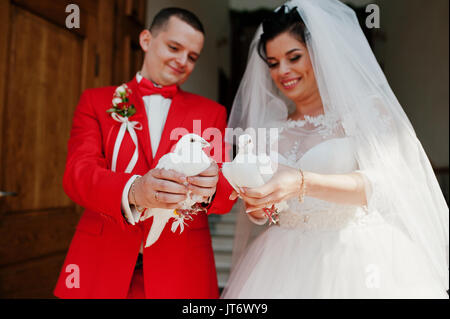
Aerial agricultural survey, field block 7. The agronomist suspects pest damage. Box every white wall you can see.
[374,0,449,166]
[146,0,229,102]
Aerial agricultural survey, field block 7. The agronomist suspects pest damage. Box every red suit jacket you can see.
[54,77,235,298]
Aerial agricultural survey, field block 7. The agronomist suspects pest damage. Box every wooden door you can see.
[113,0,147,84]
[0,0,114,298]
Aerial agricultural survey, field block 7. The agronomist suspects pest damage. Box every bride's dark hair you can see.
[258,5,307,62]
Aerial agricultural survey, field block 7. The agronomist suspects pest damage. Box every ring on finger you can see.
[154,191,159,202]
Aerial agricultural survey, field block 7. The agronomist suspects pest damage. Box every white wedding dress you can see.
[222,115,448,299]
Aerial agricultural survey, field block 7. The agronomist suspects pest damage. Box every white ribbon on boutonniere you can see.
[107,84,142,173]
[110,113,143,173]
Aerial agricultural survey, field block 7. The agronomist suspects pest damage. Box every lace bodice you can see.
[272,115,383,231]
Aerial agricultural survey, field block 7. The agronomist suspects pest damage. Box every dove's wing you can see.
[255,154,290,212]
[178,150,211,176]
[224,141,289,213]
[154,143,214,210]
[257,153,274,184]
[156,153,179,171]
[144,208,175,247]
[178,151,212,208]
[222,162,240,192]
[222,152,267,189]
[156,149,211,176]
[231,153,266,188]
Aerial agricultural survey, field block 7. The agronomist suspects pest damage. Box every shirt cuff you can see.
[121,175,142,225]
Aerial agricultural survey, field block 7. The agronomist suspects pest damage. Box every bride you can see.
[221,0,448,298]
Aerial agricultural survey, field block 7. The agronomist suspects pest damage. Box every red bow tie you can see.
[138,76,178,99]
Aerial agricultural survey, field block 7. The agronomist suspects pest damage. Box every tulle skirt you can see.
[221,220,447,299]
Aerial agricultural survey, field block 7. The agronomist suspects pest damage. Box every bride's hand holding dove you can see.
[228,188,273,220]
[239,164,302,213]
[223,134,291,223]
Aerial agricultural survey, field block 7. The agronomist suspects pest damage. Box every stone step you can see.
[217,270,230,289]
[209,213,238,226]
[212,235,234,252]
[214,249,233,259]
[210,222,236,236]
[217,212,238,224]
[214,250,232,270]
[209,204,239,290]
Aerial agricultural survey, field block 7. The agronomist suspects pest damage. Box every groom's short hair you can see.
[149,7,205,36]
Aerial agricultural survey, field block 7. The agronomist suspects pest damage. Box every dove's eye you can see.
[190,138,195,143]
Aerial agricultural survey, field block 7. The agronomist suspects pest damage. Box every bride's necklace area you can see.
[279,111,343,165]
[287,113,326,126]
[284,111,340,134]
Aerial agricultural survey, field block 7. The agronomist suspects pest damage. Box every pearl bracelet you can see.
[298,169,306,203]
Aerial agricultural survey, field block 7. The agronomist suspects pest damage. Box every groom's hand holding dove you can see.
[129,168,188,210]
[128,133,219,247]
[129,135,218,210]
[187,161,219,204]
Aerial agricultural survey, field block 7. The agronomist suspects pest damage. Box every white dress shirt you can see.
[121,73,172,226]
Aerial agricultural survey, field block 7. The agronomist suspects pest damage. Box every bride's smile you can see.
[281,77,301,89]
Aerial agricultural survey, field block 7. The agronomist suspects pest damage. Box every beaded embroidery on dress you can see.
[273,114,382,232]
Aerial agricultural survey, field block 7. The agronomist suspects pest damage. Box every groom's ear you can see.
[139,30,152,52]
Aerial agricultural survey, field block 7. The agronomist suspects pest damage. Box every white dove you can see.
[222,134,288,220]
[140,133,212,247]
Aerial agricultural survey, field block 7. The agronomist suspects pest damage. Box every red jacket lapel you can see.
[127,78,153,168]
[126,78,190,169]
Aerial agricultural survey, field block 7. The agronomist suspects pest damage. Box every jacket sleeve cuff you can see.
[205,170,236,215]
[121,175,142,225]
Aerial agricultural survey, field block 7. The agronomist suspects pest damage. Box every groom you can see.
[54,8,235,298]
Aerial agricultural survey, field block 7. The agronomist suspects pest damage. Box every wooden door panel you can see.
[113,0,146,84]
[0,208,79,267]
[2,7,82,212]
[131,47,144,80]
[11,0,98,36]
[125,0,146,26]
[0,1,11,184]
[0,253,66,298]
[0,0,115,298]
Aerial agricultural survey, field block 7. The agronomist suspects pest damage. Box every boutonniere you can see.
[107,84,142,173]
[107,84,136,118]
